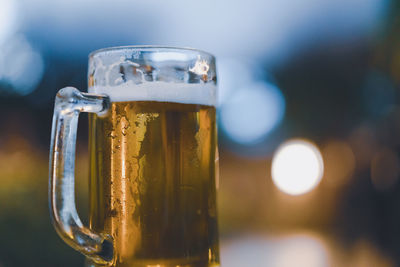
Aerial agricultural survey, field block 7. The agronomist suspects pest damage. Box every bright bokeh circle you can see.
[271,139,324,195]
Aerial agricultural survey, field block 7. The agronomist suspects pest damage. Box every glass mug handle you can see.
[49,87,113,264]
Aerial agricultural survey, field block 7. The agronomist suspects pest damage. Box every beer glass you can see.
[49,46,220,267]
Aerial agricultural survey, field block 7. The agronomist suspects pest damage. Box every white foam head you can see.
[88,81,217,106]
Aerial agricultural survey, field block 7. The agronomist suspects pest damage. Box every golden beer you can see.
[88,101,219,267]
[49,47,219,267]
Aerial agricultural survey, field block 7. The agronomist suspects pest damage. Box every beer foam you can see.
[88,81,217,106]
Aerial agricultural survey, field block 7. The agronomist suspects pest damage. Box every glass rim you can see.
[89,45,215,59]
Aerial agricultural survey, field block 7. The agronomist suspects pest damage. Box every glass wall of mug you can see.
[49,46,219,267]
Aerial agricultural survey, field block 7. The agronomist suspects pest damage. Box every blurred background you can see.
[0,0,399,266]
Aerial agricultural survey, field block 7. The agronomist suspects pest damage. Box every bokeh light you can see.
[271,139,324,195]
[220,81,285,145]
[362,71,396,118]
[221,233,329,267]
[371,148,400,192]
[217,58,254,106]
[0,35,44,95]
[322,140,355,188]
[348,124,377,169]
[273,234,329,267]
[0,0,17,44]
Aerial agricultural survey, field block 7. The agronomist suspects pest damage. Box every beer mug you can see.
[49,46,220,267]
